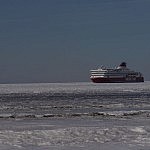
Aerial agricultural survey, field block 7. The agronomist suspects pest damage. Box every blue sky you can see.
[0,0,150,83]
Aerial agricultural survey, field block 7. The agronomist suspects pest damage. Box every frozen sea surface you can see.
[0,82,150,149]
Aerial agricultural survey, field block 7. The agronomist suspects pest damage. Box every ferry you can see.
[90,62,144,83]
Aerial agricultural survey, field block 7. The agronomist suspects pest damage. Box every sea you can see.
[0,82,150,150]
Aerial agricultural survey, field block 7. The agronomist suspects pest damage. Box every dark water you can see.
[0,82,150,149]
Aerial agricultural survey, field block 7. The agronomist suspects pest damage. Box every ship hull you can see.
[90,77,144,83]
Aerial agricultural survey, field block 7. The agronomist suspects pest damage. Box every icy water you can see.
[0,82,150,150]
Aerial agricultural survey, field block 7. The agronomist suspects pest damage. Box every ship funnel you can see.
[119,62,126,67]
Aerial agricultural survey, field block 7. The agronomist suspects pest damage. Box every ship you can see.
[90,62,144,83]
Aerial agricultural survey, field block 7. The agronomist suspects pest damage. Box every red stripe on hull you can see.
[91,77,144,83]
